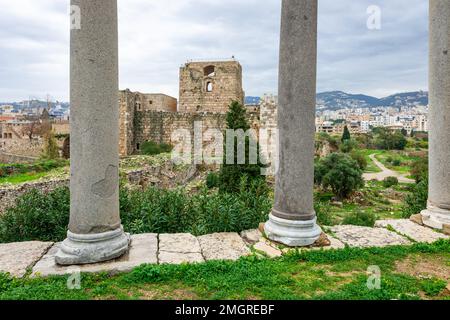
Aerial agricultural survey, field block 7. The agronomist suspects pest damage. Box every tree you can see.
[218,101,266,193]
[21,120,43,142]
[341,125,351,142]
[42,132,60,160]
[314,153,364,199]
[373,128,407,150]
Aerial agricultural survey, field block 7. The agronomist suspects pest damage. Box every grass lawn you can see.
[0,172,49,185]
[359,149,383,173]
[1,240,449,300]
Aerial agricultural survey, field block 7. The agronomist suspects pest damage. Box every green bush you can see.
[315,153,364,200]
[411,157,428,183]
[206,172,220,189]
[314,201,335,226]
[140,141,173,156]
[402,179,428,218]
[0,179,272,243]
[342,210,376,227]
[373,128,407,150]
[0,160,67,178]
[0,187,70,243]
[350,151,367,170]
[339,139,357,153]
[383,176,399,188]
[392,159,402,166]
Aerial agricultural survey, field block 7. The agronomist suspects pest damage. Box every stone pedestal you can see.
[421,0,450,230]
[264,0,322,246]
[55,0,129,265]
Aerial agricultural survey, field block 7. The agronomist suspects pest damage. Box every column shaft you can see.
[422,0,450,229]
[56,0,129,265]
[264,0,321,246]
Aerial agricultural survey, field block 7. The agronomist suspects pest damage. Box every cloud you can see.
[0,0,428,101]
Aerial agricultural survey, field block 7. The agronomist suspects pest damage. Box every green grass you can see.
[359,149,383,173]
[1,240,449,300]
[0,172,49,185]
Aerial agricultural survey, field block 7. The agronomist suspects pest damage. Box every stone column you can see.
[264,0,322,246]
[56,0,130,265]
[421,0,450,230]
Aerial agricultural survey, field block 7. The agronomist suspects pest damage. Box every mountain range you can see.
[316,91,428,111]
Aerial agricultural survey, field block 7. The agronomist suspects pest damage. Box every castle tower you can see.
[179,60,245,113]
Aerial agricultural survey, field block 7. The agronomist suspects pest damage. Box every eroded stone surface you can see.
[198,233,250,261]
[375,219,449,243]
[329,225,411,248]
[158,233,204,264]
[32,234,157,277]
[240,229,263,244]
[0,241,53,278]
[253,241,282,258]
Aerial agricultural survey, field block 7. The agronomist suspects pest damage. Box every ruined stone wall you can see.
[131,110,260,155]
[179,61,245,113]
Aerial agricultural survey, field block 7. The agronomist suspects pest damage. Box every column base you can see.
[55,226,130,266]
[264,213,322,247]
[421,205,450,230]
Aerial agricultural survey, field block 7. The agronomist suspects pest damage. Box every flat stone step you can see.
[158,233,204,264]
[32,234,158,277]
[375,219,449,243]
[329,225,411,248]
[0,241,54,278]
[198,232,251,261]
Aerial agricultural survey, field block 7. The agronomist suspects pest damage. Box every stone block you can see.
[0,241,54,278]
[375,219,449,243]
[32,234,157,277]
[329,225,411,248]
[197,233,250,261]
[240,229,263,244]
[253,241,282,258]
[158,233,204,264]
[410,214,424,226]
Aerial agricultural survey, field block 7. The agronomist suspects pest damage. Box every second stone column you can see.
[264,0,322,246]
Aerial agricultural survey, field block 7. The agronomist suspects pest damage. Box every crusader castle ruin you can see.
[119,59,277,157]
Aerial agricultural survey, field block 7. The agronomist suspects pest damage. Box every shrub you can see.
[0,187,70,243]
[392,159,402,166]
[0,180,272,243]
[342,210,376,227]
[314,201,335,226]
[339,139,357,153]
[315,153,364,200]
[350,151,367,171]
[42,132,60,160]
[402,179,428,218]
[411,157,428,183]
[383,176,399,188]
[141,141,173,156]
[206,172,220,189]
[373,128,408,150]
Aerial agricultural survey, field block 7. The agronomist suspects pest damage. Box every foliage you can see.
[410,157,428,183]
[342,210,376,227]
[41,132,60,160]
[402,179,428,218]
[219,101,267,193]
[140,141,173,156]
[314,153,364,200]
[349,151,367,170]
[314,201,335,226]
[383,176,399,188]
[339,139,357,153]
[206,172,220,189]
[0,179,272,243]
[373,128,408,150]
[0,187,70,243]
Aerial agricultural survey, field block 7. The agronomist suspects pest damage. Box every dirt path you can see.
[363,154,415,184]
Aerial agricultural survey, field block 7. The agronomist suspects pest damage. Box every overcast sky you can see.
[0,0,428,102]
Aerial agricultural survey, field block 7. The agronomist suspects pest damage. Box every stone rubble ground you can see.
[0,219,448,278]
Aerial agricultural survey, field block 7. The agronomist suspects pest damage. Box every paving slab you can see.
[158,233,204,264]
[329,225,411,248]
[375,219,449,243]
[240,229,263,244]
[197,233,251,261]
[253,241,282,258]
[32,234,157,277]
[0,241,54,278]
